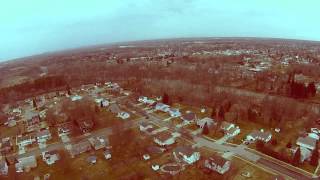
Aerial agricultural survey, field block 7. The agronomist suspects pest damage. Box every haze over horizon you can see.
[1,0,320,61]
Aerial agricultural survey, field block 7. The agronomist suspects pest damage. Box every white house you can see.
[246,130,272,143]
[173,146,200,164]
[225,127,241,137]
[168,108,181,117]
[15,156,37,173]
[204,155,231,174]
[42,151,59,165]
[296,136,317,150]
[145,99,156,106]
[155,103,170,112]
[197,117,216,129]
[138,96,148,103]
[117,112,130,119]
[154,132,175,146]
[16,135,35,148]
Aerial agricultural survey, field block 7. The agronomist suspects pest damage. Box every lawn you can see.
[231,156,275,180]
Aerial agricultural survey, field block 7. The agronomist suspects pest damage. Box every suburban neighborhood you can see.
[0,78,319,179]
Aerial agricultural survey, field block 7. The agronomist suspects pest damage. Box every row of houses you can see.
[16,129,52,148]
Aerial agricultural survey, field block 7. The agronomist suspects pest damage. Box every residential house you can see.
[155,103,170,112]
[6,116,16,127]
[197,117,216,129]
[69,140,92,158]
[145,99,156,106]
[173,146,200,164]
[57,122,73,137]
[145,127,158,135]
[12,108,22,115]
[225,127,240,137]
[181,112,197,124]
[0,137,13,154]
[15,156,37,173]
[36,129,51,143]
[117,112,130,119]
[16,135,36,148]
[204,155,231,174]
[138,96,148,103]
[168,108,181,117]
[108,104,121,114]
[246,130,272,143]
[139,122,153,132]
[25,115,41,132]
[0,157,8,176]
[147,146,165,155]
[88,136,108,150]
[154,132,176,146]
[75,118,94,133]
[41,151,59,165]
[95,98,109,107]
[296,136,317,150]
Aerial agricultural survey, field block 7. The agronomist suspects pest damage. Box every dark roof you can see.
[155,132,173,142]
[147,146,164,154]
[182,112,196,121]
[207,155,229,167]
[174,146,196,157]
[249,130,271,140]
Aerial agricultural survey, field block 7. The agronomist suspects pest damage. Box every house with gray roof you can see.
[204,155,231,174]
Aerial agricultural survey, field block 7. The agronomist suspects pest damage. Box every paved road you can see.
[194,136,261,162]
[258,159,310,180]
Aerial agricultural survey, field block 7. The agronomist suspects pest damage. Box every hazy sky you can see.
[1,0,320,61]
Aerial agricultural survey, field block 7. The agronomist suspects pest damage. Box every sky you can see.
[1,0,320,61]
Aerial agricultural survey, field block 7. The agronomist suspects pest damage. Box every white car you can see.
[117,112,130,119]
